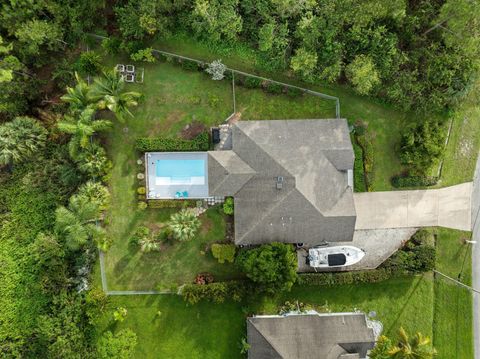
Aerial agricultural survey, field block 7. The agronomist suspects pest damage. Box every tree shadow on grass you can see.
[386,274,428,334]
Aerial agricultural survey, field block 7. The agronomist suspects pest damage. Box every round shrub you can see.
[137,187,146,195]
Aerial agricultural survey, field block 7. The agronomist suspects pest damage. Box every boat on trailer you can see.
[308,245,365,269]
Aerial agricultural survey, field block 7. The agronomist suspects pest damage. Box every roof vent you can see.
[276,176,284,190]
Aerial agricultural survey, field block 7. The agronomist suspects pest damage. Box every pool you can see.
[146,152,209,199]
[156,159,205,180]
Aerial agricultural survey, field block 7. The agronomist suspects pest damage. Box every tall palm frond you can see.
[61,72,92,112]
[89,68,141,122]
[168,209,201,242]
[0,117,47,166]
[388,327,436,359]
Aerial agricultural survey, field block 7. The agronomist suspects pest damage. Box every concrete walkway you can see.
[354,182,472,231]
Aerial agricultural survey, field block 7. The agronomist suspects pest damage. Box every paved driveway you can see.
[354,182,472,231]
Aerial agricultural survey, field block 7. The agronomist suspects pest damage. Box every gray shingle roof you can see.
[247,313,375,359]
[208,119,356,245]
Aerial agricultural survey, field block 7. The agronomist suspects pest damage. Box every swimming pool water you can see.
[156,159,205,178]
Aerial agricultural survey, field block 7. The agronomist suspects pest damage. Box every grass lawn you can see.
[438,80,480,187]
[95,275,433,359]
[94,228,473,358]
[433,228,473,359]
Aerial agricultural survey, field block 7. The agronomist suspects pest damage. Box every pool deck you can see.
[145,152,209,199]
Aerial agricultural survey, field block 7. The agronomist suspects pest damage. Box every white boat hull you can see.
[308,245,365,268]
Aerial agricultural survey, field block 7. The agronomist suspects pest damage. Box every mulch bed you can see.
[179,121,206,140]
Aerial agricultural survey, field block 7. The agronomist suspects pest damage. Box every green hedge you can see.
[352,139,367,192]
[298,268,395,286]
[355,132,374,191]
[391,174,438,188]
[135,132,210,152]
[147,199,196,208]
[181,280,251,305]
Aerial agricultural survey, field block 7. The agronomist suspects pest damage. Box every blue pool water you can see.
[156,159,205,178]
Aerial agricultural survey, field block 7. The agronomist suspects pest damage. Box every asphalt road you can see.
[472,153,480,359]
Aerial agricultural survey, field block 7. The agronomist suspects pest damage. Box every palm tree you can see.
[388,327,436,359]
[57,106,111,159]
[89,68,141,122]
[168,209,201,242]
[0,116,47,166]
[60,72,92,112]
[55,193,104,250]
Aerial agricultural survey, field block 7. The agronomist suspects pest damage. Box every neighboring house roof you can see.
[247,312,375,359]
[208,119,356,245]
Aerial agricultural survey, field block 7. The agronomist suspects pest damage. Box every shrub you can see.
[137,201,147,210]
[181,280,250,305]
[223,197,234,215]
[101,37,122,55]
[135,132,210,152]
[130,48,156,63]
[236,243,298,293]
[264,82,284,94]
[243,76,263,89]
[147,199,196,208]
[113,307,127,322]
[399,119,445,176]
[140,237,161,253]
[75,51,103,76]
[391,174,438,188]
[211,243,236,263]
[194,273,214,285]
[137,187,146,195]
[181,59,200,71]
[129,226,150,245]
[206,59,227,80]
[411,229,435,247]
[168,209,201,242]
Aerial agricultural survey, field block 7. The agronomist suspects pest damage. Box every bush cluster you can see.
[181,280,251,305]
[211,243,236,263]
[223,197,234,215]
[391,174,438,188]
[135,132,210,152]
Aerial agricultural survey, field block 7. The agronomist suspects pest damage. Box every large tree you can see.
[57,106,112,159]
[236,242,298,293]
[54,193,104,251]
[0,116,47,166]
[89,69,141,122]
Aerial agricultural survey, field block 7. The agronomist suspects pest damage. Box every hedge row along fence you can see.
[135,132,210,152]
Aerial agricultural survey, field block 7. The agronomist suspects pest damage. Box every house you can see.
[247,311,376,359]
[208,119,356,246]
[146,119,356,247]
